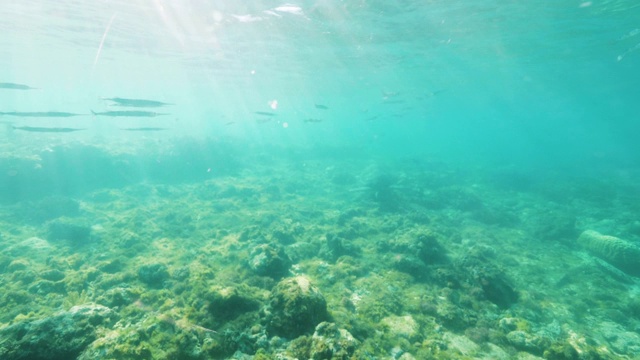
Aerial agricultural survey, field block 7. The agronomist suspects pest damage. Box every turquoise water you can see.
[1,1,640,359]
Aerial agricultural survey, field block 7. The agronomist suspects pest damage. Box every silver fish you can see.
[13,126,85,133]
[91,110,168,117]
[0,82,37,90]
[0,111,83,117]
[103,97,173,108]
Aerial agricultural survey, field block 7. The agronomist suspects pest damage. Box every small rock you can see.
[309,322,358,360]
[7,258,30,271]
[382,315,419,340]
[41,269,65,281]
[248,243,291,278]
[138,263,170,288]
[443,332,479,356]
[208,286,260,323]
[266,276,329,338]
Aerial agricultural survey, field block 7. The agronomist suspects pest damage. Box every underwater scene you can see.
[1,1,640,359]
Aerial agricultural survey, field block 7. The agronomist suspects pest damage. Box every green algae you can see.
[1,154,640,359]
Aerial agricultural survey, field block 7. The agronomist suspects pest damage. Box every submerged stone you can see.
[266,276,329,338]
[248,243,291,278]
[46,217,92,245]
[0,304,117,360]
[578,230,640,277]
[137,262,170,288]
[309,322,358,360]
[381,315,419,340]
[208,286,260,323]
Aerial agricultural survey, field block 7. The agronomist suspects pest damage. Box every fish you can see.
[303,118,323,123]
[103,97,174,108]
[13,126,85,133]
[0,82,37,90]
[314,104,329,110]
[91,110,168,117]
[120,127,168,131]
[0,111,83,117]
[224,121,236,126]
[256,118,273,124]
[255,111,277,116]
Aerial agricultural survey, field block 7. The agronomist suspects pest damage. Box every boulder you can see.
[578,230,640,276]
[0,304,117,360]
[266,276,329,338]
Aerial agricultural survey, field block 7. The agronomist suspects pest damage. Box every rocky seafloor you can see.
[1,145,640,360]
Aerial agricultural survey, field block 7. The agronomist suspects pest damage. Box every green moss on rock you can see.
[266,276,329,338]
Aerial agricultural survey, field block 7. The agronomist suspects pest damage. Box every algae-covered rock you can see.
[309,322,358,360]
[320,233,361,261]
[577,230,640,276]
[47,217,92,245]
[381,315,419,341]
[138,262,170,288]
[266,276,329,338]
[0,304,117,360]
[208,286,260,323]
[248,243,291,278]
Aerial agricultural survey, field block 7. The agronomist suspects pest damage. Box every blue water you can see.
[2,1,640,359]
[1,0,638,167]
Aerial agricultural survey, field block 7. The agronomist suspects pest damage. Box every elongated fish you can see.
[255,111,277,116]
[303,118,323,123]
[91,110,168,117]
[314,104,329,110]
[120,127,168,131]
[13,126,85,133]
[0,82,37,90]
[103,97,173,108]
[0,111,83,117]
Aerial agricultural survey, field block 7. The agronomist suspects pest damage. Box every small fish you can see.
[0,82,37,90]
[303,118,323,123]
[91,110,168,117]
[224,121,236,126]
[254,111,277,116]
[13,126,85,133]
[120,127,168,131]
[314,104,329,110]
[103,97,173,108]
[256,118,273,124]
[0,111,83,117]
